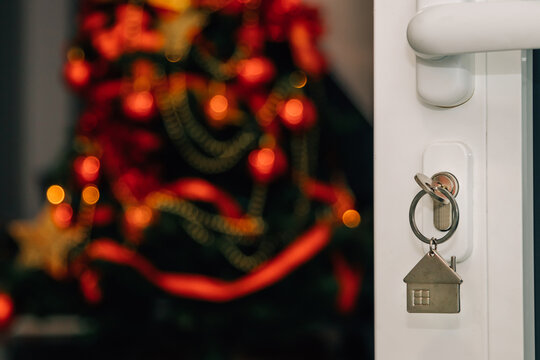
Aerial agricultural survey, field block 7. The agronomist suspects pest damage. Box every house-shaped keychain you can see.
[403,250,463,313]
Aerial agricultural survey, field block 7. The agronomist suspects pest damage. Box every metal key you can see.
[414,172,459,231]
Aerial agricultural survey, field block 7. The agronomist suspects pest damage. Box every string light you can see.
[258,133,276,149]
[279,97,316,132]
[289,71,307,88]
[156,85,257,174]
[64,47,91,89]
[165,52,183,63]
[82,185,100,205]
[342,209,361,228]
[255,79,289,126]
[146,192,265,236]
[46,185,65,205]
[238,58,264,77]
[192,46,245,81]
[66,47,85,62]
[208,94,229,121]
[282,98,304,125]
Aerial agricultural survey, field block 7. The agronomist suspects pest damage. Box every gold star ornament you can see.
[8,206,86,279]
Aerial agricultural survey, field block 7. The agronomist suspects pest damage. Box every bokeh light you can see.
[282,99,304,125]
[82,185,100,205]
[125,205,153,228]
[0,293,14,327]
[123,91,155,120]
[67,47,85,62]
[208,94,229,120]
[64,60,91,88]
[237,57,275,85]
[46,185,65,205]
[290,71,307,88]
[75,155,101,182]
[249,148,275,175]
[52,203,74,229]
[342,209,361,228]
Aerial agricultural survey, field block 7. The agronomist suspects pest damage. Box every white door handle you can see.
[407,1,540,107]
[408,2,540,58]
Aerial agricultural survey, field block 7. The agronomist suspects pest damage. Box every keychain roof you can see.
[404,250,462,284]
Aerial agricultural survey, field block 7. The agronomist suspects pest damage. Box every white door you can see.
[374,0,535,359]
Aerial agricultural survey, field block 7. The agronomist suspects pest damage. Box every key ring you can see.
[429,238,437,255]
[409,185,459,244]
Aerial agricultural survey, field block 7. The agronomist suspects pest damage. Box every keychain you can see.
[403,173,463,313]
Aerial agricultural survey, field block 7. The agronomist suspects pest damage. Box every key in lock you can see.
[414,172,459,231]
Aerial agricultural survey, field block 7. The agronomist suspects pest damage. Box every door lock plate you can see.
[420,142,472,262]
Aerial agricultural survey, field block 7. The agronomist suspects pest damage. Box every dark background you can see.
[0,1,23,219]
[0,1,78,223]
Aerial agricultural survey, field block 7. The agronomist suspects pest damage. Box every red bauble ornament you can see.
[64,60,91,90]
[278,97,317,132]
[122,91,157,121]
[74,155,101,184]
[52,203,74,229]
[221,0,245,14]
[92,5,163,60]
[81,11,107,34]
[79,269,102,304]
[237,57,275,87]
[0,293,14,329]
[93,205,115,227]
[117,168,160,200]
[131,130,162,153]
[248,146,287,183]
[123,204,154,244]
[270,0,302,15]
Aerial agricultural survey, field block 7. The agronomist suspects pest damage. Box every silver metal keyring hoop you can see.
[409,186,459,244]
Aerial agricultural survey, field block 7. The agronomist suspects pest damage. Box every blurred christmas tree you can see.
[2,0,373,358]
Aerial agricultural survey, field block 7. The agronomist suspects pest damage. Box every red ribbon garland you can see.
[165,178,243,218]
[78,177,353,302]
[331,253,363,314]
[86,221,332,302]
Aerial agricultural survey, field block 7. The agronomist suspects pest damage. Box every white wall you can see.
[304,0,373,121]
[20,0,73,218]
